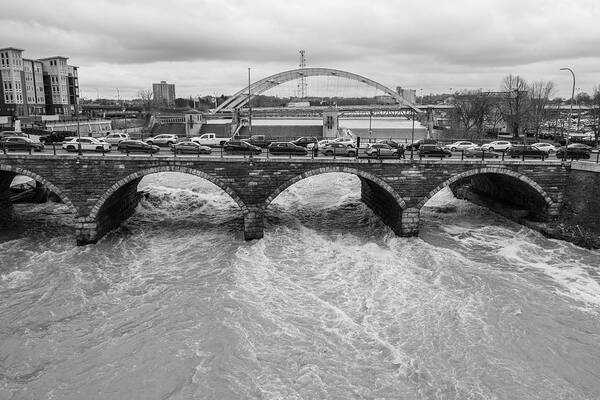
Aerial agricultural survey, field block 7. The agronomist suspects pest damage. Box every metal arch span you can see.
[214,68,422,113]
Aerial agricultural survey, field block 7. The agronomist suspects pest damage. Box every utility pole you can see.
[298,50,307,99]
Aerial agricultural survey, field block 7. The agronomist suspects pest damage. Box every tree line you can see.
[449,75,600,142]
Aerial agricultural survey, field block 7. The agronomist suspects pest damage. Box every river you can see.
[1,172,599,399]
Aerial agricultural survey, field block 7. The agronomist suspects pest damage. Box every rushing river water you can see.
[1,172,600,400]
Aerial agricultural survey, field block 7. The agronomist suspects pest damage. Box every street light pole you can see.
[560,67,575,148]
[75,97,82,155]
[368,110,372,143]
[410,110,415,160]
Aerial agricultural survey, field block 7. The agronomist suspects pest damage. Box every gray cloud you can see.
[2,0,599,98]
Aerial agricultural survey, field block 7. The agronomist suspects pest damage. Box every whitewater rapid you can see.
[1,172,599,399]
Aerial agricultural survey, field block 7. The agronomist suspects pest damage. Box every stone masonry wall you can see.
[0,171,16,210]
[561,164,600,234]
[360,177,403,235]
[0,155,572,244]
[464,174,551,220]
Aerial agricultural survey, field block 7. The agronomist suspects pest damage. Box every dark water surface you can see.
[1,173,599,399]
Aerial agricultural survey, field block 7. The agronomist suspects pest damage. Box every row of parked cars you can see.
[396,139,594,160]
[0,129,595,160]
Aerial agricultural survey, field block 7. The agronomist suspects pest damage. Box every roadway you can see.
[1,145,585,163]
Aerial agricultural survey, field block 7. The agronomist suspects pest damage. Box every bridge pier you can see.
[400,208,420,236]
[359,177,416,236]
[244,206,264,240]
[75,218,100,245]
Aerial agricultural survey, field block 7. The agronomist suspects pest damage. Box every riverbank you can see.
[523,220,600,249]
[453,185,600,250]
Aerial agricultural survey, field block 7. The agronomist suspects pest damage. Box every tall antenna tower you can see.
[297,50,307,99]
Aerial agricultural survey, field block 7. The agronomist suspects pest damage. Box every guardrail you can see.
[3,143,591,163]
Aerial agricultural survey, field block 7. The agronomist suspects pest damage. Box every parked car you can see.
[190,133,231,147]
[0,136,44,152]
[365,143,400,158]
[506,145,547,158]
[145,134,180,146]
[62,137,111,152]
[39,131,69,144]
[374,139,403,149]
[23,127,52,137]
[291,136,318,147]
[419,145,452,158]
[531,142,557,154]
[103,132,130,145]
[320,142,357,157]
[405,138,437,151]
[555,143,592,160]
[245,135,273,148]
[170,141,212,154]
[307,139,335,150]
[480,140,512,152]
[0,130,27,138]
[117,140,160,154]
[268,142,308,155]
[332,137,356,147]
[463,146,501,158]
[223,140,262,155]
[443,141,478,152]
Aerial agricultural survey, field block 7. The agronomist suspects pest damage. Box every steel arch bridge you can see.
[214,67,421,113]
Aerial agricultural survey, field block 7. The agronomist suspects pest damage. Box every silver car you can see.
[104,132,130,145]
[365,143,399,157]
[145,134,180,146]
[320,143,357,157]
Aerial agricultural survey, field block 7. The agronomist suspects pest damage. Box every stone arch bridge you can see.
[0,155,569,245]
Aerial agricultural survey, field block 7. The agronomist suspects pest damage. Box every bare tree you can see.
[485,103,506,136]
[528,80,556,141]
[451,91,494,139]
[137,89,153,110]
[500,75,529,138]
[593,85,600,146]
[575,91,591,105]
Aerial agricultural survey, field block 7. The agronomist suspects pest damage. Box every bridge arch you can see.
[417,167,556,217]
[264,166,406,210]
[89,165,248,221]
[214,67,421,113]
[0,164,78,214]
[262,166,410,235]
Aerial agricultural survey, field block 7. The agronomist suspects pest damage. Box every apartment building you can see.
[39,56,71,116]
[153,80,176,106]
[0,47,79,118]
[0,47,26,117]
[23,58,46,116]
[67,65,79,109]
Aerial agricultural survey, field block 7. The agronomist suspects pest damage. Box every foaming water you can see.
[1,173,599,399]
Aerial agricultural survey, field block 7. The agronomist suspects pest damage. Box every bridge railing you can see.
[1,142,587,163]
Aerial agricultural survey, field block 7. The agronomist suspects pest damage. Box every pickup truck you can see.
[190,133,231,147]
[245,135,274,148]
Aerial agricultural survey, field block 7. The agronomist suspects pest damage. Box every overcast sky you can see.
[2,0,599,100]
